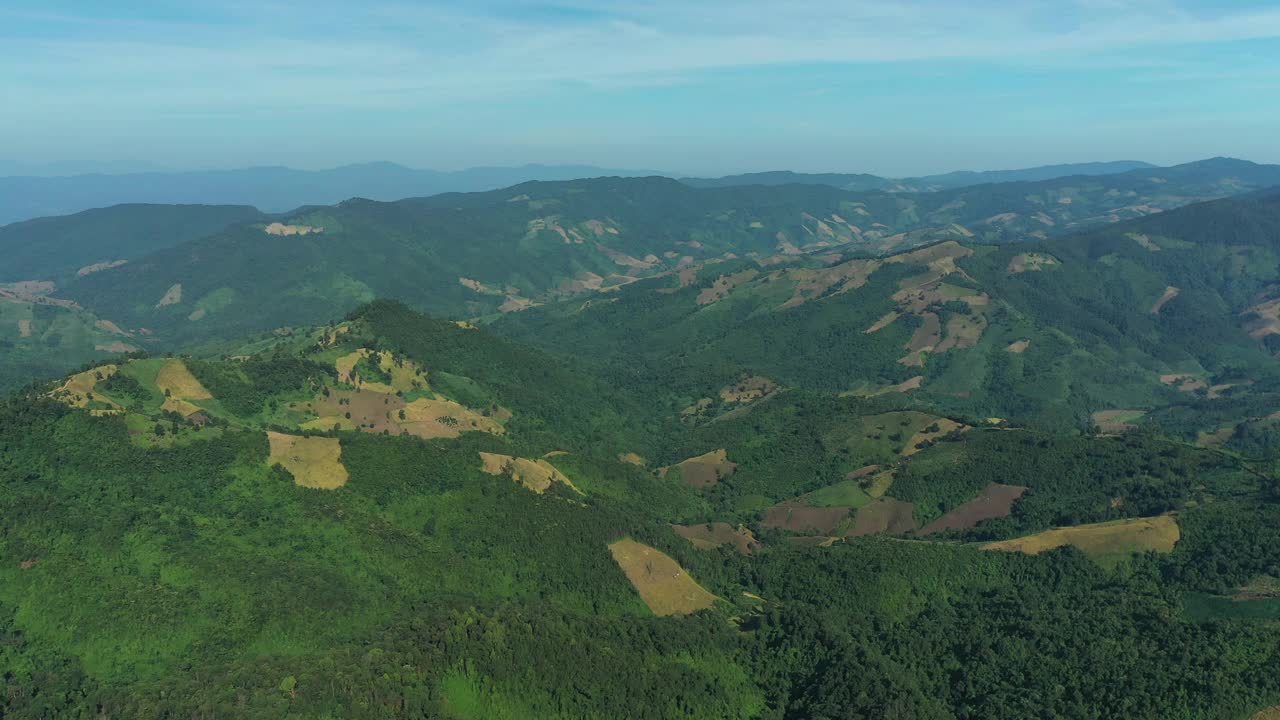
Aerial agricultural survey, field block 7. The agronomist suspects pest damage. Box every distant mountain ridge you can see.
[0,162,665,225]
[679,160,1158,191]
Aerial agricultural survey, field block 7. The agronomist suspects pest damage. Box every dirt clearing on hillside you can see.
[1092,409,1145,434]
[919,484,1027,534]
[762,502,851,534]
[865,311,899,334]
[156,360,212,401]
[847,498,917,536]
[264,223,322,236]
[266,432,348,489]
[1150,286,1180,314]
[478,452,580,494]
[49,365,123,415]
[982,515,1179,563]
[1006,339,1030,353]
[608,539,717,616]
[155,284,182,307]
[17,319,31,337]
[660,449,736,488]
[672,523,760,555]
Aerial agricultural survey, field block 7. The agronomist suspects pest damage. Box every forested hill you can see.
[494,189,1280,434]
[0,203,266,284]
[7,299,1280,718]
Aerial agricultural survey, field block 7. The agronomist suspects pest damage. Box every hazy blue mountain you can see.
[683,160,1159,192]
[0,162,663,224]
[908,160,1156,188]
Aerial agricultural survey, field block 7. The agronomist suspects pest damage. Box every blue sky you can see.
[2,0,1278,176]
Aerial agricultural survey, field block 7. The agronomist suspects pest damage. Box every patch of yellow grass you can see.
[402,397,504,438]
[478,452,580,494]
[982,515,1179,562]
[1150,286,1180,314]
[864,311,899,334]
[903,418,967,457]
[266,432,349,489]
[49,364,124,416]
[156,359,212,401]
[608,538,718,616]
[618,452,646,466]
[1250,707,1280,720]
[335,349,429,394]
[1006,339,1030,353]
[264,222,322,236]
[17,319,32,337]
[155,283,182,307]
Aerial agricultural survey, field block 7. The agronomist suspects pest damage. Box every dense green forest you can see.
[3,297,1280,719]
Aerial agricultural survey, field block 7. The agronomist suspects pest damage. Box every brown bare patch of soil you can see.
[934,313,987,353]
[95,342,137,354]
[608,539,717,616]
[903,418,967,457]
[1006,339,1030,353]
[1150,286,1180,314]
[660,449,737,489]
[155,284,182,307]
[865,311,899,334]
[77,259,127,277]
[478,452,580,494]
[847,464,883,480]
[919,483,1028,535]
[900,312,941,366]
[1161,373,1207,393]
[780,258,880,309]
[618,452,646,466]
[499,295,538,313]
[762,502,851,535]
[459,277,503,295]
[0,286,79,309]
[49,364,123,416]
[95,319,131,336]
[17,319,31,337]
[672,523,760,555]
[847,498,917,536]
[266,432,348,489]
[1007,253,1059,273]
[264,222,322,236]
[719,376,778,403]
[299,388,502,440]
[697,269,759,306]
[1127,232,1162,251]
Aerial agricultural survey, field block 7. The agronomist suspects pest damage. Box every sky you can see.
[2,0,1279,177]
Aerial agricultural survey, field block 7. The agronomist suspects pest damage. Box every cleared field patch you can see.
[266,432,349,489]
[802,480,872,509]
[1161,373,1207,393]
[761,502,851,535]
[902,418,967,457]
[844,376,924,398]
[660,449,737,489]
[1196,426,1235,448]
[719,375,778,403]
[864,311,899,334]
[49,364,124,416]
[1127,232,1162,251]
[1253,706,1280,720]
[919,483,1027,535]
[826,411,950,463]
[618,452,646,466]
[1006,339,1030,353]
[334,348,429,394]
[608,539,718,616]
[264,222,322,236]
[297,388,502,440]
[1007,253,1059,273]
[847,498,917,536]
[1092,409,1145,434]
[672,523,760,555]
[697,269,759,306]
[1150,286,1180,314]
[900,312,941,366]
[982,515,1179,566]
[478,452,580,494]
[17,319,32,337]
[934,313,987,353]
[155,358,211,399]
[155,283,182,307]
[1244,296,1280,339]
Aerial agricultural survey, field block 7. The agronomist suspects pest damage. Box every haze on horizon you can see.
[3,0,1279,177]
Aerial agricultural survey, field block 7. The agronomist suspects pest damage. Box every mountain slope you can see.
[6,302,1280,718]
[493,190,1280,432]
[0,203,266,284]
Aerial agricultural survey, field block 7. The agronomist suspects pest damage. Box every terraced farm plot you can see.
[607,539,717,616]
[919,483,1027,535]
[478,452,580,494]
[982,515,1179,567]
[660,449,736,489]
[672,523,760,555]
[266,432,349,489]
[847,498,917,536]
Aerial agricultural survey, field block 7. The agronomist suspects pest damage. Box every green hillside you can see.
[0,203,266,284]
[6,298,1280,718]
